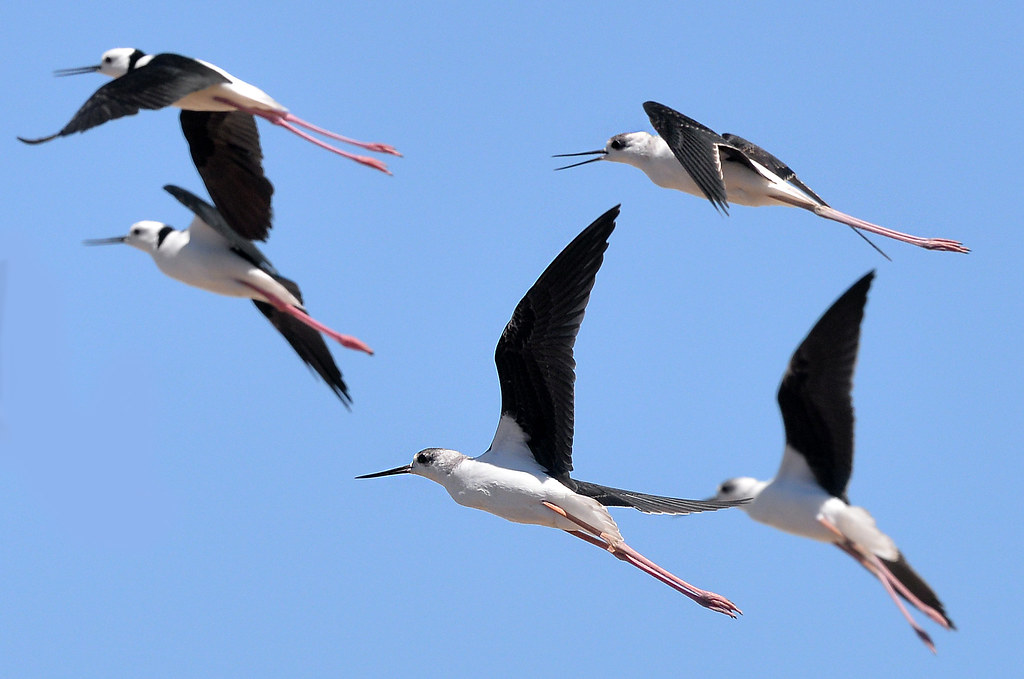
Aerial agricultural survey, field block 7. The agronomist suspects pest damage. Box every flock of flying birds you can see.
[21,48,966,653]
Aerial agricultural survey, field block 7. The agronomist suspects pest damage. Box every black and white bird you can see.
[710,272,954,651]
[555,101,968,255]
[358,206,743,615]
[19,48,400,173]
[86,185,371,405]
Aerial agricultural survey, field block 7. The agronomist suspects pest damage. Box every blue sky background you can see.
[2,2,1021,676]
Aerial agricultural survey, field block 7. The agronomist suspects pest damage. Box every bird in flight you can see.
[20,48,400,173]
[555,101,968,255]
[710,271,954,651]
[359,205,744,614]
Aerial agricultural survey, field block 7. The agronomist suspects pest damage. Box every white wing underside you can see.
[478,414,546,474]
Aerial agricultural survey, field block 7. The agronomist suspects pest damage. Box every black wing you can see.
[777,271,874,500]
[19,54,228,144]
[571,480,746,515]
[721,132,828,205]
[642,101,737,214]
[180,111,273,242]
[492,205,619,481]
[253,275,351,407]
[162,184,276,274]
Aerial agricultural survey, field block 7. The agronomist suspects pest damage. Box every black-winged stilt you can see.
[710,271,954,651]
[555,101,968,255]
[358,205,744,615]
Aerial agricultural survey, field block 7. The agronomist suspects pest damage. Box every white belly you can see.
[153,237,299,305]
[746,481,840,543]
[442,460,623,541]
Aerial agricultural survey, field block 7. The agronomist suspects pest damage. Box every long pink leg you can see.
[812,205,970,254]
[819,518,949,629]
[819,518,938,652]
[213,98,393,174]
[542,501,740,617]
[281,113,401,156]
[239,281,374,354]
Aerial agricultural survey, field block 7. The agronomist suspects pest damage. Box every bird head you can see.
[356,448,465,484]
[84,220,171,254]
[553,132,653,170]
[55,48,143,79]
[709,477,762,506]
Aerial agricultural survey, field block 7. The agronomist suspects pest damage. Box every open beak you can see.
[83,236,126,246]
[553,149,607,170]
[355,464,412,479]
[54,64,102,77]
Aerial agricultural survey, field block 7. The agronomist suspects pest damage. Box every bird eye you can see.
[416,451,432,465]
[720,483,734,495]
[103,56,112,63]
[610,138,625,150]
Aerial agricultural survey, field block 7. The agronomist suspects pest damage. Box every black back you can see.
[721,132,828,205]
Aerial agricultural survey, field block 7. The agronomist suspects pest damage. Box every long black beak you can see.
[552,150,607,170]
[54,64,101,77]
[355,464,412,479]
[83,236,126,246]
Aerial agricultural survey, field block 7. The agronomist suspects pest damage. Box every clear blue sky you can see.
[2,2,1020,676]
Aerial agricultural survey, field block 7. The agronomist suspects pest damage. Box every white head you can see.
[84,220,174,255]
[355,448,467,485]
[554,131,657,170]
[98,48,142,77]
[55,48,144,79]
[711,476,765,507]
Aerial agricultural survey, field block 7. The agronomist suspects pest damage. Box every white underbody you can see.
[146,218,300,306]
[629,137,820,209]
[744,446,898,560]
[428,416,624,541]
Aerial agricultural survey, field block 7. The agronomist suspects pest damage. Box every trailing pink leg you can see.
[213,98,393,174]
[819,518,938,652]
[282,112,401,156]
[812,205,969,254]
[542,501,740,617]
[239,281,374,355]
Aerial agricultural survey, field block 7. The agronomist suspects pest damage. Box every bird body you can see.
[731,448,898,557]
[421,418,625,539]
[601,131,807,209]
[123,218,300,306]
[167,57,287,114]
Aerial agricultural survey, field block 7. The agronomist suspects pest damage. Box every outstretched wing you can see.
[486,206,619,481]
[776,271,874,500]
[571,480,747,515]
[181,110,273,241]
